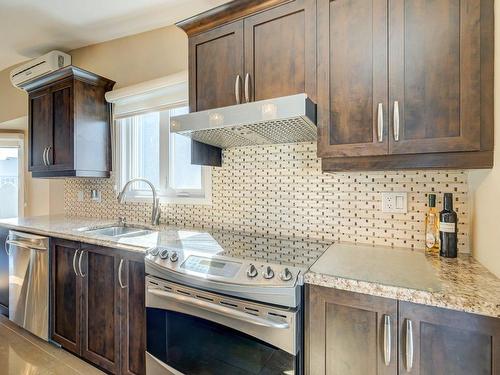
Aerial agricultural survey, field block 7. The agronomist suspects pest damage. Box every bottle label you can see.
[425,233,436,248]
[440,222,456,233]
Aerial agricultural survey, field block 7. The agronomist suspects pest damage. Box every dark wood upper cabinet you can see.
[50,239,82,355]
[389,0,481,155]
[181,0,316,113]
[189,21,244,112]
[318,0,494,171]
[399,301,500,375]
[307,285,398,375]
[243,0,316,102]
[80,246,121,374]
[25,66,114,178]
[29,87,53,172]
[317,0,388,158]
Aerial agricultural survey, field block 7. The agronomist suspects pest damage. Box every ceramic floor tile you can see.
[0,315,104,375]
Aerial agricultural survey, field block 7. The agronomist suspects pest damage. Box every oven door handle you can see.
[149,288,289,329]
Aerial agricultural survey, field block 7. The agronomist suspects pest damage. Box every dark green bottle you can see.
[439,193,458,258]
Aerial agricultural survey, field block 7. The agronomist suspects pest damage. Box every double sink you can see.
[78,224,157,239]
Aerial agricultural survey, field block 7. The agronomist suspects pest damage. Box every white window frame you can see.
[114,104,212,205]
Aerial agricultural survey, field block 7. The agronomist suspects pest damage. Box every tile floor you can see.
[0,315,104,375]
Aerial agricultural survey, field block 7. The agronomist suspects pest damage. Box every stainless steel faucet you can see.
[117,178,161,226]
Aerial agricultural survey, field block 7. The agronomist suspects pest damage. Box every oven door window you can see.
[147,307,297,375]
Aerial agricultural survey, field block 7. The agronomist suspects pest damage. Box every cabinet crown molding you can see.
[176,0,291,36]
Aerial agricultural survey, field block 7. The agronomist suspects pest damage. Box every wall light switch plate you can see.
[382,192,408,213]
[77,191,84,202]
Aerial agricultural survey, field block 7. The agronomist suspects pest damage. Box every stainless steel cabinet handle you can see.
[43,147,48,166]
[235,75,242,104]
[383,315,391,366]
[406,319,414,372]
[118,259,127,289]
[72,249,80,276]
[46,145,52,165]
[244,73,251,103]
[377,103,384,142]
[149,288,289,329]
[4,234,11,256]
[78,250,86,277]
[393,101,400,141]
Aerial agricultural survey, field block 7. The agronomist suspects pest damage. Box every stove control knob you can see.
[247,264,258,278]
[149,248,159,257]
[263,266,275,280]
[170,252,179,262]
[159,249,169,260]
[280,268,293,282]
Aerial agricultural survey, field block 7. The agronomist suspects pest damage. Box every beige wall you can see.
[469,2,500,278]
[70,25,187,89]
[0,64,26,124]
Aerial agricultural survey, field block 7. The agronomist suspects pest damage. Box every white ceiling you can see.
[0,0,230,71]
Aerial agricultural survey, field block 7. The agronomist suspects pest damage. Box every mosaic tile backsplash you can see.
[64,142,470,252]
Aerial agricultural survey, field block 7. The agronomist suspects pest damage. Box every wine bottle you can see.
[425,194,439,253]
[439,193,458,258]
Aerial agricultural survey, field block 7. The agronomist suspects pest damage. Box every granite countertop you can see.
[0,215,330,268]
[0,215,170,253]
[1,216,498,318]
[305,242,500,318]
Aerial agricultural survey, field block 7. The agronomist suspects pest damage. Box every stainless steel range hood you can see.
[170,94,316,149]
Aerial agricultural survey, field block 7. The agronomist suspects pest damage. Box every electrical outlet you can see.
[90,189,101,203]
[382,192,408,213]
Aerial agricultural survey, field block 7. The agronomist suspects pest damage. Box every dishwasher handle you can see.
[6,239,47,251]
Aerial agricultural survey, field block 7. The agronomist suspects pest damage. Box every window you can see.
[115,105,210,203]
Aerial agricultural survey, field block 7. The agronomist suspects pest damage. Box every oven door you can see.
[145,276,300,375]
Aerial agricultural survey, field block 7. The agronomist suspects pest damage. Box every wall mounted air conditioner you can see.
[10,50,71,89]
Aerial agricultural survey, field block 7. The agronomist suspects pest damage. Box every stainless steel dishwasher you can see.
[5,230,49,340]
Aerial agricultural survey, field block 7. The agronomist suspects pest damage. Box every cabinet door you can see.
[244,0,316,102]
[399,302,500,374]
[120,255,146,375]
[0,227,9,316]
[317,0,389,158]
[29,87,53,172]
[81,246,120,374]
[189,21,244,112]
[50,239,81,355]
[49,79,74,171]
[389,0,481,154]
[307,286,398,375]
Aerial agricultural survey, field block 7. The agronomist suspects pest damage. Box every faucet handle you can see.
[118,216,126,226]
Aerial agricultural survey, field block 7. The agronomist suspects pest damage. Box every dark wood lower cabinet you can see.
[399,301,500,375]
[51,239,82,355]
[307,285,500,375]
[120,253,146,375]
[307,285,398,375]
[0,227,9,316]
[81,246,121,374]
[51,239,145,375]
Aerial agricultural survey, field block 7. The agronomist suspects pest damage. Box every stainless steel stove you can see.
[144,229,329,375]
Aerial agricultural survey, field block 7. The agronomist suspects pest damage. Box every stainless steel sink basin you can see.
[82,225,156,238]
